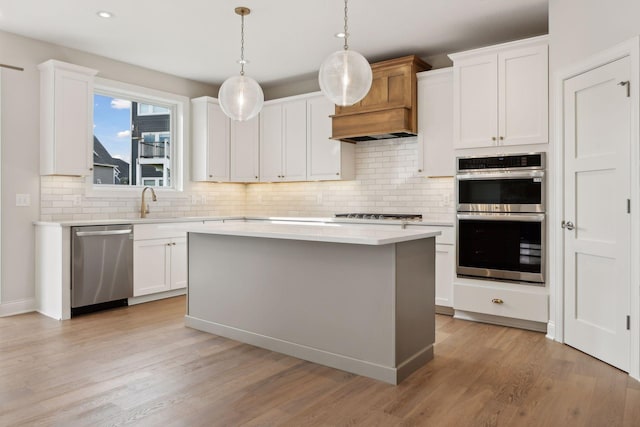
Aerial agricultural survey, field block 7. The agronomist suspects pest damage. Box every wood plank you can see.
[0,296,638,425]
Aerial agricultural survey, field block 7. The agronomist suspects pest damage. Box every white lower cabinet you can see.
[407,225,455,310]
[435,243,454,309]
[133,224,188,297]
[453,281,548,324]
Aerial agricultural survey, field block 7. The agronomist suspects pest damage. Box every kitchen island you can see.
[185,222,439,384]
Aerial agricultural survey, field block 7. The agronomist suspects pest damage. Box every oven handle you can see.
[456,170,544,180]
[457,213,545,222]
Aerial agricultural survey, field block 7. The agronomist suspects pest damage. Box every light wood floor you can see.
[1,296,639,427]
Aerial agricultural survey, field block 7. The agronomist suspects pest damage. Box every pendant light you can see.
[318,0,372,106]
[218,7,264,121]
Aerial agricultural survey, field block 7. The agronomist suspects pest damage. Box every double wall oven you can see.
[456,153,545,285]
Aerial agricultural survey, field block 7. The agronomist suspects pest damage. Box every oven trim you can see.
[456,213,546,285]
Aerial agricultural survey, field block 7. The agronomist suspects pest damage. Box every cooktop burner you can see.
[335,213,423,221]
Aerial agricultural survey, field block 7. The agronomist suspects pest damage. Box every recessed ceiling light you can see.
[334,32,349,38]
[97,11,113,19]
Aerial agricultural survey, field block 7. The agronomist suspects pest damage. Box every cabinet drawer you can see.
[134,222,202,241]
[453,282,548,322]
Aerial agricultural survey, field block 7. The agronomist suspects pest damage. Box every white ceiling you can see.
[0,0,548,88]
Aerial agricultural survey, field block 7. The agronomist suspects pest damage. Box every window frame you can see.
[86,78,188,197]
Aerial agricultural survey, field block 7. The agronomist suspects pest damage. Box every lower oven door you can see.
[457,213,545,284]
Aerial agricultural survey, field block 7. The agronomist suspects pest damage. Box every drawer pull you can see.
[491,298,504,304]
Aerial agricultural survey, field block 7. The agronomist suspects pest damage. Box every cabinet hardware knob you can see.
[336,172,340,176]
[492,298,504,304]
[255,176,258,179]
[499,136,504,140]
[89,167,94,171]
[418,169,423,173]
[492,137,497,141]
[209,174,213,178]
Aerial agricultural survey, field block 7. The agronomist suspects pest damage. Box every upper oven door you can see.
[457,170,545,213]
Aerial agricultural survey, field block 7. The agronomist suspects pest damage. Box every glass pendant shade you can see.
[218,74,264,122]
[319,49,372,106]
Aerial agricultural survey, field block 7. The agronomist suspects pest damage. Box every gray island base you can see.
[185,223,438,384]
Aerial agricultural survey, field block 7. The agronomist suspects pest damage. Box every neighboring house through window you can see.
[90,78,186,192]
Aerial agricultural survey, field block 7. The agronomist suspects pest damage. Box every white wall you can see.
[0,29,224,312]
[549,0,640,73]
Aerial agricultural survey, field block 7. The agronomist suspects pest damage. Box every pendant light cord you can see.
[240,13,245,76]
[343,0,349,51]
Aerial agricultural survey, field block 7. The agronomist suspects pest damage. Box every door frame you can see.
[551,36,640,380]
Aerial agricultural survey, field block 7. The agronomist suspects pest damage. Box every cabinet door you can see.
[192,98,230,182]
[435,243,454,308]
[307,96,343,181]
[207,102,231,181]
[230,116,260,182]
[282,99,307,181]
[170,237,187,290]
[259,104,283,182]
[498,44,548,146]
[417,69,454,177]
[453,54,498,149]
[133,238,171,296]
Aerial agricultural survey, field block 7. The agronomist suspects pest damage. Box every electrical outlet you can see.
[201,194,207,205]
[316,193,323,204]
[191,195,198,205]
[15,194,31,207]
[72,195,82,206]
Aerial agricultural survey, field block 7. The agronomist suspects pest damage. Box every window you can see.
[137,103,171,116]
[91,78,186,192]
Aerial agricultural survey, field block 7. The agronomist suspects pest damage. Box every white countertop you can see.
[186,222,441,245]
[34,215,453,228]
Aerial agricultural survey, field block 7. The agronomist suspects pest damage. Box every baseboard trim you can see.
[435,305,454,316]
[0,298,36,317]
[454,310,547,333]
[546,320,556,341]
[185,315,431,385]
[128,288,186,306]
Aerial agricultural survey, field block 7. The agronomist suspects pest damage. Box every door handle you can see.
[561,221,575,230]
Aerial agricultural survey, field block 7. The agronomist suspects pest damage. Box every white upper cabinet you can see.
[191,97,230,182]
[450,36,548,149]
[306,94,355,181]
[39,60,98,176]
[260,98,307,182]
[417,68,454,177]
[230,116,260,182]
[192,96,259,183]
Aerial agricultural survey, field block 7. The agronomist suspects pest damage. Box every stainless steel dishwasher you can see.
[71,224,134,315]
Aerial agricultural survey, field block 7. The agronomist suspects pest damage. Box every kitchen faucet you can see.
[140,186,157,218]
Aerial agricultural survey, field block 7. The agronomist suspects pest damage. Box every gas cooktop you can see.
[334,213,423,221]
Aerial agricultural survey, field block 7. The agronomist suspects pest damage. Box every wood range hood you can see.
[331,55,431,143]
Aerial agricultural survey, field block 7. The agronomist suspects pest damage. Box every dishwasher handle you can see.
[75,229,132,237]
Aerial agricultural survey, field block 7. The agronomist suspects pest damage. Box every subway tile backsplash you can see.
[41,138,454,222]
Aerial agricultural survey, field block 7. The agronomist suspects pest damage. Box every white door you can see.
[282,99,307,181]
[133,239,172,296]
[498,44,548,146]
[563,56,631,371]
[453,53,498,149]
[170,237,187,290]
[307,95,341,181]
[259,104,283,182]
[207,102,230,182]
[230,116,260,182]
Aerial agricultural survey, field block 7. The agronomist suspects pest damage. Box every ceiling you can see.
[0,0,548,88]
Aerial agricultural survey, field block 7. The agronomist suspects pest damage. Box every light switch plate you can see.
[16,194,31,207]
